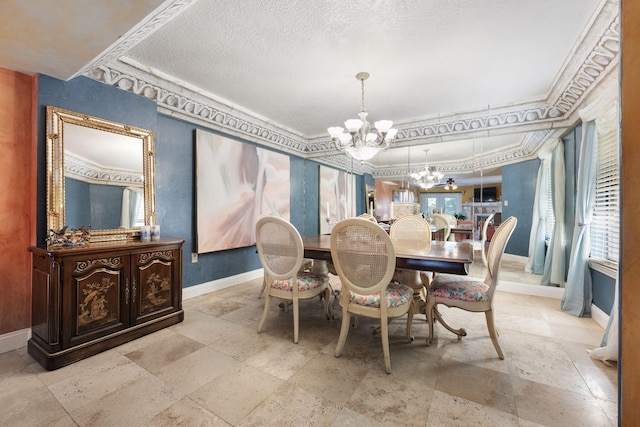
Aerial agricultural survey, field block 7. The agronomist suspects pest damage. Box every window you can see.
[420,193,462,215]
[543,161,555,240]
[590,101,619,265]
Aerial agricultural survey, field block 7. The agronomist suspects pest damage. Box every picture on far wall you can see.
[195,129,290,253]
[319,165,355,234]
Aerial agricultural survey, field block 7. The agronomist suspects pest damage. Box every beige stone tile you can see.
[434,359,516,415]
[124,333,204,374]
[114,327,178,354]
[575,362,618,401]
[70,372,184,426]
[189,364,284,426]
[0,385,69,426]
[426,390,520,427]
[345,370,433,426]
[512,376,612,426]
[330,407,394,427]
[155,346,240,395]
[598,397,619,426]
[0,348,31,376]
[0,365,47,402]
[500,329,593,395]
[288,352,368,406]
[243,335,322,380]
[36,347,125,386]
[48,353,148,412]
[144,397,230,426]
[237,382,341,427]
[168,308,246,345]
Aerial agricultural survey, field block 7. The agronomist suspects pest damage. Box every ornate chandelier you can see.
[327,72,397,161]
[411,149,443,189]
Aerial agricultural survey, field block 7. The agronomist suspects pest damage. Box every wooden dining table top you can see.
[302,234,473,275]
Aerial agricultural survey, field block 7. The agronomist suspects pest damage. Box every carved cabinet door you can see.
[131,248,181,325]
[62,254,131,347]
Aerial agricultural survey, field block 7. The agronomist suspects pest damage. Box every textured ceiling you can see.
[0,0,619,184]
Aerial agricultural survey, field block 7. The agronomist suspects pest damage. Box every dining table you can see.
[302,234,472,275]
[301,234,474,339]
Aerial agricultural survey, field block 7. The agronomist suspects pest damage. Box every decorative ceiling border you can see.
[84,0,619,175]
[65,154,144,187]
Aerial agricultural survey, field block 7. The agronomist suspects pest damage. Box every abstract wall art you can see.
[196,129,290,253]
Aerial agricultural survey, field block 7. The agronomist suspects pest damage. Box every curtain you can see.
[561,120,597,316]
[587,277,619,364]
[120,187,143,228]
[542,142,566,286]
[562,86,618,316]
[525,160,547,274]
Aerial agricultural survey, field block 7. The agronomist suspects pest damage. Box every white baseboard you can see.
[0,328,30,354]
[591,303,609,329]
[497,280,565,299]
[183,268,264,300]
[503,253,529,264]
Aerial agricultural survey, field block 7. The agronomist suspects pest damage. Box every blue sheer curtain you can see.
[542,143,566,286]
[561,120,597,316]
[525,159,548,275]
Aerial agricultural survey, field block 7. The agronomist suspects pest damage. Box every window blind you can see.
[590,102,620,264]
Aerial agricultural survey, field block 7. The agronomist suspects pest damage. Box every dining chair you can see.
[425,216,517,359]
[389,215,432,291]
[358,213,378,223]
[440,213,458,240]
[426,214,451,241]
[330,218,415,374]
[461,213,495,266]
[255,215,331,344]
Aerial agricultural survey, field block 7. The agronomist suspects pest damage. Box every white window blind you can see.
[590,102,619,264]
[544,161,555,240]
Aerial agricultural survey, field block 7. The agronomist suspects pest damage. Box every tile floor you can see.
[2,261,618,426]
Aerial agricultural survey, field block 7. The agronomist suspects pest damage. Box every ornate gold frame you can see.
[46,106,156,241]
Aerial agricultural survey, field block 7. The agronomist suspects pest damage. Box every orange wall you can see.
[621,0,639,423]
[0,67,35,334]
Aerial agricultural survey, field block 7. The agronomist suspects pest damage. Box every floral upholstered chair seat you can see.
[272,273,329,291]
[348,282,413,308]
[430,274,489,302]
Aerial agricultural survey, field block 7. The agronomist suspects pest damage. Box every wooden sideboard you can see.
[28,238,184,370]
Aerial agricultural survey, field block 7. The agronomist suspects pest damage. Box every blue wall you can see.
[502,159,540,256]
[37,74,362,288]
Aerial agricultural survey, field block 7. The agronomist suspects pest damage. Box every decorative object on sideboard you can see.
[46,225,91,248]
[327,72,398,161]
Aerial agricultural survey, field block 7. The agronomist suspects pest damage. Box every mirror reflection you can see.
[64,123,144,230]
[46,106,156,240]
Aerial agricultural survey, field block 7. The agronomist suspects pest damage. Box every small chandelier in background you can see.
[444,178,458,190]
[327,72,398,161]
[411,149,443,189]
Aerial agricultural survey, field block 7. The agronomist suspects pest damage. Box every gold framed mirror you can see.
[46,106,156,241]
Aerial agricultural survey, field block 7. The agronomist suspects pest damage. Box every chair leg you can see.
[426,302,435,345]
[485,309,504,359]
[257,294,271,333]
[335,310,351,358]
[380,315,391,374]
[293,297,300,344]
[406,300,415,342]
[258,274,267,299]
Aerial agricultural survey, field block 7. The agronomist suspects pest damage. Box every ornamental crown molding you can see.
[85,0,619,175]
[65,153,144,187]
